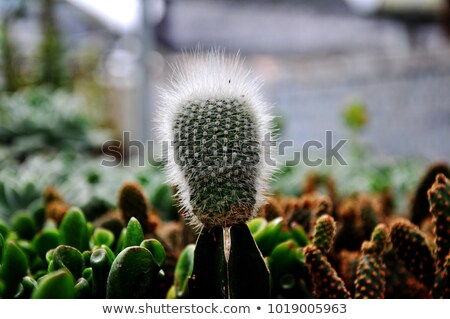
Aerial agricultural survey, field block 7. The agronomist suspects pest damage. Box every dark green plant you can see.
[106,246,160,298]
[31,269,75,299]
[268,239,311,298]
[59,207,89,252]
[91,228,114,248]
[50,245,84,279]
[189,225,270,298]
[0,240,28,298]
[122,217,144,249]
[31,228,60,261]
[90,248,113,298]
[170,244,195,298]
[10,211,37,240]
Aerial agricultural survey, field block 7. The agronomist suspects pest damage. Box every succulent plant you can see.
[157,49,275,229]
[412,163,449,226]
[157,49,276,299]
[354,225,388,299]
[31,269,75,299]
[304,245,351,299]
[427,173,450,271]
[170,244,195,298]
[0,240,28,298]
[106,246,160,298]
[312,214,336,254]
[59,207,89,252]
[90,248,113,298]
[390,219,435,289]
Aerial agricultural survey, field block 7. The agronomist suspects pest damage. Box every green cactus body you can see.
[441,255,450,298]
[427,173,450,271]
[106,246,159,298]
[312,214,336,254]
[173,98,260,228]
[304,244,351,299]
[32,270,75,299]
[354,242,386,299]
[370,224,389,254]
[118,182,149,232]
[0,240,28,298]
[390,219,435,289]
[52,245,84,279]
[59,207,89,251]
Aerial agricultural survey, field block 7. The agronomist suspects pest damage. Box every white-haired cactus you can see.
[158,49,275,229]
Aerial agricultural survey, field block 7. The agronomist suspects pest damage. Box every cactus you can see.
[106,246,160,298]
[0,240,28,298]
[427,173,450,271]
[304,245,351,299]
[118,182,150,232]
[312,214,336,254]
[157,50,275,230]
[390,219,435,289]
[354,225,388,299]
[412,163,449,226]
[157,49,274,299]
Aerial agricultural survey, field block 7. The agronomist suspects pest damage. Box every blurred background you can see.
[1,0,450,222]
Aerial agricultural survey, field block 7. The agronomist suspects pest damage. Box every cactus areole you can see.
[158,49,275,229]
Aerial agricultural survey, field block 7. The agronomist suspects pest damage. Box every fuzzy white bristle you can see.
[156,49,277,230]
